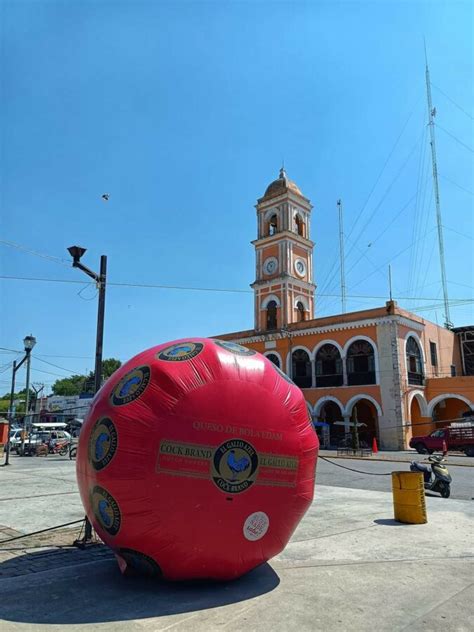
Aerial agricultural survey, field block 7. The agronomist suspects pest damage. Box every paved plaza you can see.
[0,455,473,631]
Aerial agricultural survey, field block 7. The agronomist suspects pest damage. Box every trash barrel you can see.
[391,471,427,524]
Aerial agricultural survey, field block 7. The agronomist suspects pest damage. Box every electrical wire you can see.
[440,174,473,197]
[1,275,468,302]
[0,240,70,268]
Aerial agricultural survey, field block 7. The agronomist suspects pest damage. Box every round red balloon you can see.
[76,338,319,580]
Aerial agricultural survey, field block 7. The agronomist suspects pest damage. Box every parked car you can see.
[409,424,474,457]
[8,429,23,453]
[18,431,70,456]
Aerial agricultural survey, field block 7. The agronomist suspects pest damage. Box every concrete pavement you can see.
[0,474,473,631]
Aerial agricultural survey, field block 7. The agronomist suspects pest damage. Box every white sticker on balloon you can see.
[243,511,269,541]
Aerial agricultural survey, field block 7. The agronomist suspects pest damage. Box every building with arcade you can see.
[218,169,474,450]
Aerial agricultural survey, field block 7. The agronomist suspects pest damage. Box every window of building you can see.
[406,336,424,386]
[346,340,376,386]
[315,344,343,387]
[430,341,438,366]
[268,215,278,236]
[296,301,306,322]
[295,215,305,237]
[291,349,312,388]
[266,353,280,368]
[266,300,277,330]
[451,365,456,377]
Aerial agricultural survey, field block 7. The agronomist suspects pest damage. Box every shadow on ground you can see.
[0,546,280,625]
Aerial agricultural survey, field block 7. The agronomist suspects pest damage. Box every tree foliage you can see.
[51,358,122,396]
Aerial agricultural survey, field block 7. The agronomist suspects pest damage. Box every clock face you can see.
[295,259,306,277]
[263,257,278,275]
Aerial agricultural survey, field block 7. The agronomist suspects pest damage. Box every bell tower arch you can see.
[251,168,316,332]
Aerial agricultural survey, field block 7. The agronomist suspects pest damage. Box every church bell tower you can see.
[251,168,316,333]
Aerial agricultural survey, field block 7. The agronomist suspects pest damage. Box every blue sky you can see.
[1,0,473,393]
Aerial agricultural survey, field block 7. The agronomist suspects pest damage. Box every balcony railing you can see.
[315,375,343,387]
[408,372,424,386]
[347,371,376,386]
[293,375,312,389]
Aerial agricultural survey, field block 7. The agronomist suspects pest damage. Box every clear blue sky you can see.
[1,0,473,393]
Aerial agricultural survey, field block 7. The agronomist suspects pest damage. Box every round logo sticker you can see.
[157,341,203,362]
[88,417,118,471]
[118,549,162,577]
[243,511,269,541]
[90,485,121,536]
[110,366,151,406]
[212,439,259,494]
[213,340,256,356]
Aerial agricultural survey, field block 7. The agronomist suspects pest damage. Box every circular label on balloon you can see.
[90,485,121,536]
[213,340,256,356]
[118,549,162,577]
[212,439,259,494]
[110,366,151,406]
[157,341,203,362]
[243,511,269,541]
[88,417,118,471]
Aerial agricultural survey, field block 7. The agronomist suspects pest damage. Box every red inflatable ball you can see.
[76,338,319,581]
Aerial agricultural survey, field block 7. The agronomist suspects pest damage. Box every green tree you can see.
[51,358,122,396]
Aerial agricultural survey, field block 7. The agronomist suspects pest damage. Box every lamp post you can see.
[5,335,36,465]
[68,246,107,545]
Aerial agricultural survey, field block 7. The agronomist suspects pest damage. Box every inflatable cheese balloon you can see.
[76,338,319,580]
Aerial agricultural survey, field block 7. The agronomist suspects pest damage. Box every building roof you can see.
[262,168,303,200]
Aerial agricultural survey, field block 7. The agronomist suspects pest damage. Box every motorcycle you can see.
[48,439,70,457]
[410,454,452,498]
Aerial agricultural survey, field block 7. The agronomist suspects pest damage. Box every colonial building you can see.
[218,169,474,450]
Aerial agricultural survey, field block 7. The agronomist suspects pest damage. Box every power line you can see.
[431,82,474,121]
[1,274,470,302]
[0,240,70,268]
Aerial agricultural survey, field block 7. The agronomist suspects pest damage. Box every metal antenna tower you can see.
[425,44,452,328]
[337,199,346,313]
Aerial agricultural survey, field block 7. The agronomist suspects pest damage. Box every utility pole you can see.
[337,199,346,314]
[425,45,452,328]
[67,246,107,546]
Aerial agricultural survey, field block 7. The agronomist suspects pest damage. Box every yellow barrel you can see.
[391,471,427,524]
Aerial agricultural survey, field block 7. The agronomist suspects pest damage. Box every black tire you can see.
[439,481,451,498]
[415,443,428,454]
[59,446,68,456]
[428,449,434,455]
[464,446,474,457]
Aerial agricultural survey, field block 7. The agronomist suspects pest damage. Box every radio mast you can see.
[337,199,346,314]
[425,45,452,328]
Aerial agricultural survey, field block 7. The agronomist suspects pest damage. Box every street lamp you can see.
[68,246,107,545]
[4,335,36,465]
[67,246,107,394]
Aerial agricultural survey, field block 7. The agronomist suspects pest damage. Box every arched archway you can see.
[346,397,379,447]
[266,300,277,330]
[296,301,306,322]
[315,343,343,387]
[430,396,472,427]
[407,391,430,439]
[265,352,280,368]
[291,349,312,388]
[406,336,424,386]
[346,339,376,385]
[294,214,305,237]
[317,400,345,448]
